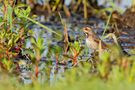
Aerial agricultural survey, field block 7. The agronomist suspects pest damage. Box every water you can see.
[64,0,132,11]
[98,0,132,11]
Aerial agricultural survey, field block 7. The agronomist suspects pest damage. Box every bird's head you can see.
[83,27,93,37]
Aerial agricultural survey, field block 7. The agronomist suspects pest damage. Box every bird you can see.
[83,27,130,56]
[83,27,107,51]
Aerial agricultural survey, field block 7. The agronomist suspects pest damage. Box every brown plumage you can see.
[83,27,130,56]
[83,27,107,50]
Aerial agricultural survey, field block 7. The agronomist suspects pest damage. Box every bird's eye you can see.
[85,33,88,38]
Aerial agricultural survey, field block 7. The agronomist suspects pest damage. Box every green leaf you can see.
[8,39,12,46]
[14,4,31,18]
[7,5,13,31]
[0,17,3,22]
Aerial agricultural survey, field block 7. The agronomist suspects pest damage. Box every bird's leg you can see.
[89,49,99,73]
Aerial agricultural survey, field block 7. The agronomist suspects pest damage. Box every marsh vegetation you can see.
[0,0,135,90]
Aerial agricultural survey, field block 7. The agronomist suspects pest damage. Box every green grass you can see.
[0,70,135,90]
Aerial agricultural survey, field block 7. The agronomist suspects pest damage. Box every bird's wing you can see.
[93,34,107,49]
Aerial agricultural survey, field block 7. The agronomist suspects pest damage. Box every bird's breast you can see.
[85,38,98,50]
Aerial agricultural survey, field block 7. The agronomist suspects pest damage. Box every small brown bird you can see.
[83,27,130,56]
[83,27,107,51]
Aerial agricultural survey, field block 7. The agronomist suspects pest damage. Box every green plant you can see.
[28,37,45,77]
[64,41,84,65]
[14,4,61,37]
